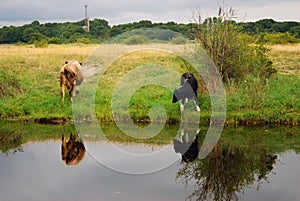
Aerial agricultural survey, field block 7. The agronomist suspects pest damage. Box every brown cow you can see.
[61,132,86,166]
[60,60,83,106]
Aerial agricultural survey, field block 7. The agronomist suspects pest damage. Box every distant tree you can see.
[134,20,153,29]
[0,26,23,43]
[22,27,39,42]
[110,25,124,37]
[273,21,299,32]
[89,19,110,39]
[255,19,276,32]
[289,25,300,38]
[31,21,40,26]
[0,18,298,44]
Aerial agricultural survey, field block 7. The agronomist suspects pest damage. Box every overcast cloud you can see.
[0,0,299,27]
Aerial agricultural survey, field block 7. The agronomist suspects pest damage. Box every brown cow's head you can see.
[61,132,86,166]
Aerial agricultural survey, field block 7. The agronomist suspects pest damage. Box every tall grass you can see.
[226,73,300,125]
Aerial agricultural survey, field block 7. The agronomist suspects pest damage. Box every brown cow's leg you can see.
[69,85,74,103]
[60,74,65,106]
[61,134,67,161]
[61,87,65,106]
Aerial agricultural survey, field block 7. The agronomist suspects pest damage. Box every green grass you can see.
[226,74,300,125]
[0,43,299,125]
[94,49,186,122]
[0,44,97,120]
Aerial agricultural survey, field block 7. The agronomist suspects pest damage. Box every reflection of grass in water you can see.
[1,120,300,154]
[99,122,180,145]
[0,130,23,154]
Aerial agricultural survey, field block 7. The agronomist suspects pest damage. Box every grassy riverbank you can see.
[0,43,299,125]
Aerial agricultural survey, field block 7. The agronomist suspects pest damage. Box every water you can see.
[0,121,299,201]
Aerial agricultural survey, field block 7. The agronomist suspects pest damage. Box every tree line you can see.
[0,18,299,44]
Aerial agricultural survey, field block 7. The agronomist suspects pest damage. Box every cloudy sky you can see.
[0,0,299,27]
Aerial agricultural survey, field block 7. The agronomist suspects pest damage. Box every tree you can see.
[289,25,300,38]
[22,27,39,42]
[0,26,22,43]
[89,19,110,39]
[192,6,274,83]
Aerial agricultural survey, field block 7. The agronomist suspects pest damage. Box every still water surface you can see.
[0,121,299,201]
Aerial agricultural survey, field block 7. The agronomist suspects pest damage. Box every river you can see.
[0,121,299,201]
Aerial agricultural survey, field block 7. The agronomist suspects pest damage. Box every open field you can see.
[0,43,299,125]
[268,43,300,76]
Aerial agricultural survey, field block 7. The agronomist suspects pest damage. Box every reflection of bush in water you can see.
[176,144,277,201]
[0,130,23,154]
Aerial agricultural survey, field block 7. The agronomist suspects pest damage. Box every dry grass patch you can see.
[269,44,300,76]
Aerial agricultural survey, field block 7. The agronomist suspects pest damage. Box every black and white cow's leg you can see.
[193,97,200,112]
[174,129,185,142]
[180,99,184,113]
[180,129,184,142]
[182,131,190,143]
[185,97,188,104]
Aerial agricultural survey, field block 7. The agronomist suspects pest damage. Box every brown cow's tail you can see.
[60,71,65,87]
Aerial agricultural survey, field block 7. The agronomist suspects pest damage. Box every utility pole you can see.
[84,4,90,32]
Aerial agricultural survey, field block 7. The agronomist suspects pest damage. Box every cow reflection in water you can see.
[173,126,200,163]
[61,133,86,165]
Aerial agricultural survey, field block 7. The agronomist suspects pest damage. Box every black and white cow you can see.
[172,72,200,112]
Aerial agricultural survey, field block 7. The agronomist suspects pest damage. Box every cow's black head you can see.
[182,72,193,80]
[181,72,194,85]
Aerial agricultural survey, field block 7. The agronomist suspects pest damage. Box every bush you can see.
[76,37,91,44]
[260,32,299,44]
[124,35,149,45]
[48,37,62,44]
[193,6,274,83]
[34,39,49,48]
[170,36,189,44]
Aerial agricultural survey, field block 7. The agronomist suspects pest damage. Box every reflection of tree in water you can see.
[176,144,277,201]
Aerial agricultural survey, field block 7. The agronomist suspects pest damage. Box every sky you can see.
[0,0,299,27]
